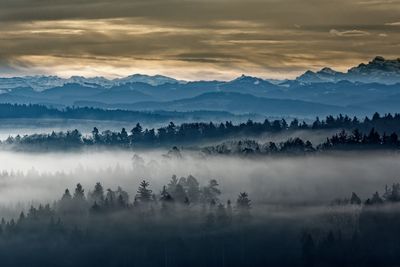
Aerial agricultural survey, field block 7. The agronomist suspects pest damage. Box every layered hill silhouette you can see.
[75,92,361,117]
[0,57,399,117]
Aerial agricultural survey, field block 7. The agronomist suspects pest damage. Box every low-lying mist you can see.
[0,149,398,210]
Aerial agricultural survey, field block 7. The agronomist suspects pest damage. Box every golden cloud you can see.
[0,0,399,79]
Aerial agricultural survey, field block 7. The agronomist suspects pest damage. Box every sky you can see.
[0,0,400,80]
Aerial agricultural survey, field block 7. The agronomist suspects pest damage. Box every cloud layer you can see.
[0,0,400,79]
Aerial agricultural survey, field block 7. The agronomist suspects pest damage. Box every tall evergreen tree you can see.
[236,192,251,218]
[173,184,187,204]
[202,179,221,204]
[167,175,178,195]
[186,175,200,203]
[350,192,361,205]
[73,184,85,201]
[136,180,152,203]
[61,189,72,201]
[89,182,105,205]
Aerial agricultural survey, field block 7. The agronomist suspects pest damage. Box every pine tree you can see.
[120,128,129,144]
[116,186,129,204]
[59,189,73,214]
[136,180,152,202]
[105,189,116,207]
[186,175,200,203]
[72,184,87,214]
[167,175,178,195]
[388,183,400,202]
[18,212,25,224]
[236,192,251,219]
[350,192,362,205]
[202,179,221,204]
[371,191,383,204]
[89,182,104,205]
[117,194,126,208]
[92,127,100,143]
[174,184,187,204]
[160,186,173,202]
[131,123,143,143]
[62,189,72,201]
[27,206,37,219]
[73,183,85,200]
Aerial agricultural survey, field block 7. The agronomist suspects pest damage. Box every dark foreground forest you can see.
[2,174,400,267]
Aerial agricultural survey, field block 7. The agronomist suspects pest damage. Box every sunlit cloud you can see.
[385,21,400,26]
[329,29,371,37]
[0,0,399,79]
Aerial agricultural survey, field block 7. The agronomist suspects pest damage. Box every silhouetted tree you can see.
[186,175,200,203]
[369,191,383,205]
[350,192,362,205]
[236,192,251,219]
[136,180,153,203]
[73,184,85,201]
[173,184,187,204]
[167,175,178,194]
[89,182,104,205]
[202,179,221,204]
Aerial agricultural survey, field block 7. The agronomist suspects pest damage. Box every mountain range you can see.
[0,74,183,91]
[0,56,399,117]
[297,56,400,84]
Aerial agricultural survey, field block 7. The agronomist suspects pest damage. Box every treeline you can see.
[331,183,400,206]
[0,103,245,123]
[202,139,315,156]
[3,103,400,135]
[0,103,171,122]
[320,128,399,150]
[202,128,400,156]
[3,112,400,150]
[311,112,400,133]
[3,127,400,153]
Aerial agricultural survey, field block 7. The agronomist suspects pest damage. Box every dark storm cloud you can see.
[0,0,399,79]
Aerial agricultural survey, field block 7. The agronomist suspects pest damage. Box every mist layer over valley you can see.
[0,149,398,210]
[0,113,398,210]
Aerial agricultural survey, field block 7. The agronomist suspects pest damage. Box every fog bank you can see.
[0,150,398,209]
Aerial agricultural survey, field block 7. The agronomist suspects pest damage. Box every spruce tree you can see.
[137,180,152,202]
[236,192,251,218]
[89,182,104,205]
[73,183,85,200]
[350,192,362,205]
